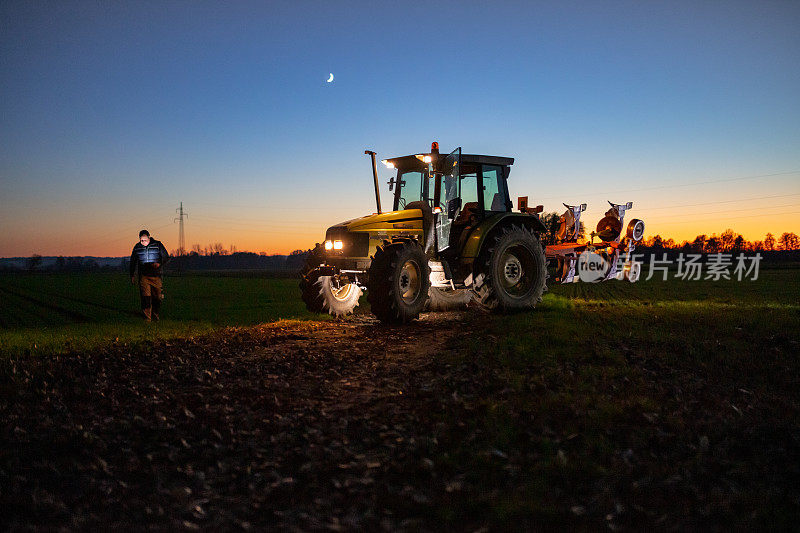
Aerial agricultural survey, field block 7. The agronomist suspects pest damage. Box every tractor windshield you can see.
[396,170,423,210]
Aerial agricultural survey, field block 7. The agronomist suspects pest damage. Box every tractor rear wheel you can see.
[473,224,547,311]
[367,240,430,323]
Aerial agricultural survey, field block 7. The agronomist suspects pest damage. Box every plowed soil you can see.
[3,308,799,531]
[3,313,480,530]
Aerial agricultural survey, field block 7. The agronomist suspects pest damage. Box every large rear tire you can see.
[367,240,430,323]
[473,224,547,312]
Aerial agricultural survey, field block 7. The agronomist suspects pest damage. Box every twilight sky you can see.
[1,1,799,256]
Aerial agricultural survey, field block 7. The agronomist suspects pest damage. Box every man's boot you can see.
[141,296,152,321]
[150,287,161,321]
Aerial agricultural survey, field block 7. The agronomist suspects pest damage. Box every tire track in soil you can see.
[315,313,466,412]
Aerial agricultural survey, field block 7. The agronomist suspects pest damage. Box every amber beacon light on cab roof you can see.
[300,142,645,323]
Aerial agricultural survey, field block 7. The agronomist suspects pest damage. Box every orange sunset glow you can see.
[2,168,797,258]
[1,2,798,259]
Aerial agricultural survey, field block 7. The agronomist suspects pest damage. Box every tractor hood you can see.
[348,209,423,231]
[324,208,425,260]
[326,208,424,233]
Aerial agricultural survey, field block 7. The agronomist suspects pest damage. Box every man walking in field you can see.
[130,229,170,321]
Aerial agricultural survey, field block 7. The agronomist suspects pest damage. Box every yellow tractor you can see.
[300,142,549,323]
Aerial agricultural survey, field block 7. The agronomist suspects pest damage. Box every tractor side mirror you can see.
[447,198,462,219]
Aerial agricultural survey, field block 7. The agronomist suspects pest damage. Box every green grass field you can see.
[0,273,324,356]
[1,269,797,356]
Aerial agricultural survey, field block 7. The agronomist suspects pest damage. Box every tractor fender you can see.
[462,213,547,261]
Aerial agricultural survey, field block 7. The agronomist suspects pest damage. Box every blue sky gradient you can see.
[1,1,799,255]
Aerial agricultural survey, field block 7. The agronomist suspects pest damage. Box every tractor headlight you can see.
[325,239,344,251]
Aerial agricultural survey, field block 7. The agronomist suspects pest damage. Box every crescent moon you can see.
[326,73,334,83]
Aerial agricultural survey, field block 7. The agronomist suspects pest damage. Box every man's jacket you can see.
[130,239,170,277]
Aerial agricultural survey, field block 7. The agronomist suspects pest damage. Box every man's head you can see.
[139,229,151,246]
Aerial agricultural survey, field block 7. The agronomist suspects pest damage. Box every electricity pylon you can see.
[174,202,188,255]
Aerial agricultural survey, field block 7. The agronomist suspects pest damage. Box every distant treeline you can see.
[0,256,126,273]
[627,232,800,265]
[0,251,311,274]
[639,230,799,253]
[166,251,308,272]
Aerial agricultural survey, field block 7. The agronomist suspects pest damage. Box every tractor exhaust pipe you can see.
[365,150,382,214]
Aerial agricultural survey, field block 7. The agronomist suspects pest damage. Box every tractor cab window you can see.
[396,170,423,210]
[482,165,508,212]
[459,172,479,209]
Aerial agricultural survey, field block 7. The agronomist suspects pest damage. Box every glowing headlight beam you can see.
[324,240,334,250]
[333,240,344,250]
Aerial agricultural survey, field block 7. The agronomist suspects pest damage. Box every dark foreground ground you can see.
[2,270,800,530]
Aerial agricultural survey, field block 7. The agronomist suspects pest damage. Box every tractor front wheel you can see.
[367,240,430,323]
[316,276,362,316]
[301,269,362,316]
[473,224,547,311]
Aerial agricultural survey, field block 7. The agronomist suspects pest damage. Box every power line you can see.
[644,202,800,221]
[648,210,800,226]
[190,213,329,229]
[188,221,318,237]
[192,201,358,211]
[73,204,176,244]
[92,221,176,248]
[535,170,800,201]
[640,192,800,211]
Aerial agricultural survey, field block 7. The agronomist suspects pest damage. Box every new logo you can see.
[577,250,608,283]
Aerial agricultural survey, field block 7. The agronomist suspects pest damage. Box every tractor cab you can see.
[382,145,515,255]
